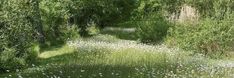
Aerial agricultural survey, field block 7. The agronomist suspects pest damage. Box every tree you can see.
[0,0,39,71]
[67,0,138,36]
[30,0,45,44]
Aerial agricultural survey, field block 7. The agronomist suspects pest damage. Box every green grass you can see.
[1,35,234,78]
[39,45,76,59]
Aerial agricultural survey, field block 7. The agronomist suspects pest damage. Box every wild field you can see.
[1,34,234,78]
[1,0,234,78]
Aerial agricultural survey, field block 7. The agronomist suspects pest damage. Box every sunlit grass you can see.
[39,45,76,59]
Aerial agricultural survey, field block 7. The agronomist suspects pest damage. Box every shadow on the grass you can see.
[6,51,170,78]
[100,27,137,40]
[16,49,172,78]
[40,43,65,52]
[0,45,217,78]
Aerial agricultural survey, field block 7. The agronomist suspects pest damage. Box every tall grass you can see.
[1,35,234,78]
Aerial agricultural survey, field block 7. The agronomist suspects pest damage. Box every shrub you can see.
[0,0,40,71]
[132,0,182,44]
[40,0,79,46]
[166,15,234,57]
[136,13,171,44]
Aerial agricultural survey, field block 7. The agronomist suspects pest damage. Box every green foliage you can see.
[136,13,171,43]
[186,0,234,18]
[167,15,234,57]
[87,25,100,36]
[165,0,234,57]
[132,0,184,18]
[40,0,79,46]
[67,0,138,36]
[0,0,39,71]
[132,0,182,44]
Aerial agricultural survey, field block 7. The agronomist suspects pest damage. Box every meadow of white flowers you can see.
[2,35,234,78]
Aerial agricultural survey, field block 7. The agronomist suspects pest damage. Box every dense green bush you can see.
[166,15,234,57]
[136,13,171,43]
[0,0,40,71]
[133,0,176,44]
[40,0,79,46]
[165,0,234,57]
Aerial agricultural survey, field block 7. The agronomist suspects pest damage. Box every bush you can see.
[166,15,234,57]
[136,13,171,44]
[40,0,79,46]
[0,0,40,71]
[131,0,181,44]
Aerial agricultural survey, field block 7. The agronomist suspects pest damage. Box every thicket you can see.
[0,0,40,71]
[39,0,138,44]
[167,17,234,57]
[40,0,79,46]
[166,0,234,57]
[134,0,182,43]
[66,0,137,36]
[135,13,170,43]
[133,0,234,57]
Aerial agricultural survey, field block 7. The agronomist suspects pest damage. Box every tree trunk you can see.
[31,0,45,44]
